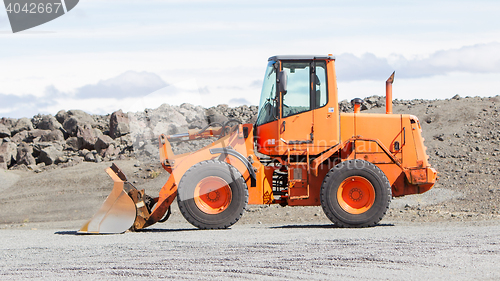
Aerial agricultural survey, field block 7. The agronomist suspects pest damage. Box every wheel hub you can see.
[337,176,375,214]
[349,187,363,201]
[206,190,221,202]
[194,176,232,215]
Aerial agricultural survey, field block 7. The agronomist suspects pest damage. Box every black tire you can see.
[177,160,248,229]
[320,159,391,227]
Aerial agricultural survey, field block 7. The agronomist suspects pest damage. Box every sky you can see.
[1,0,500,118]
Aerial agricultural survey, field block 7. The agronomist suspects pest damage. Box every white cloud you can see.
[75,70,168,99]
[336,42,500,82]
[229,98,251,106]
[249,80,262,88]
[336,53,394,82]
[396,42,500,77]
[0,92,56,118]
[12,79,205,118]
[338,72,500,103]
[0,71,170,118]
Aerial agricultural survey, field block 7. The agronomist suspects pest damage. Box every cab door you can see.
[278,61,314,152]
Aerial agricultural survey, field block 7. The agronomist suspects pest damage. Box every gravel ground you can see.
[1,220,499,280]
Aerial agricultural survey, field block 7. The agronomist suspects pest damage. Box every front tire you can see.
[320,159,391,227]
[177,160,248,229]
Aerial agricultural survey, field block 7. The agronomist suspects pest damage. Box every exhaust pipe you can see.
[386,71,395,114]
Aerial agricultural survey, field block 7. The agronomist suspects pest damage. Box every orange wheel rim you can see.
[337,176,375,214]
[194,176,232,214]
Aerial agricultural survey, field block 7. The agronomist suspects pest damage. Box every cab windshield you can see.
[256,61,277,126]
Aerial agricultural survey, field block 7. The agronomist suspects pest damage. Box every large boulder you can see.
[55,110,68,124]
[26,129,51,143]
[65,137,79,151]
[76,124,101,150]
[0,117,16,130]
[179,104,208,129]
[11,118,34,135]
[40,130,65,142]
[206,107,229,125]
[0,141,16,169]
[95,135,120,159]
[11,131,29,143]
[0,123,10,138]
[62,110,95,137]
[2,141,17,167]
[36,115,63,131]
[95,135,114,153]
[38,145,64,165]
[109,110,130,139]
[150,104,189,135]
[93,114,110,134]
[16,143,36,166]
[128,104,188,139]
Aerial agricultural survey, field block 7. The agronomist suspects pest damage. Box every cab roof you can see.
[268,55,335,61]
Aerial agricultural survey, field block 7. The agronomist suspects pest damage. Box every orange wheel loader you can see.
[79,55,437,234]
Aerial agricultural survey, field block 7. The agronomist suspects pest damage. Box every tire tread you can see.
[177,160,248,229]
[320,159,391,228]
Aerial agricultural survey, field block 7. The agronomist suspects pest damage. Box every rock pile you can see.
[0,103,259,171]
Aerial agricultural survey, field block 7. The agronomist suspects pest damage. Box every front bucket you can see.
[78,164,138,234]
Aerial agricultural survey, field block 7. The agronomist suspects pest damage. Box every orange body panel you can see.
[338,112,436,197]
[287,167,328,206]
[255,120,279,155]
[279,110,314,146]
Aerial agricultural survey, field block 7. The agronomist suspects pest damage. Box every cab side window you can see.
[314,62,328,109]
[282,62,310,118]
[281,61,328,118]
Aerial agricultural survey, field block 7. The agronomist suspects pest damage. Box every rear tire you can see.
[177,160,248,229]
[320,159,391,227]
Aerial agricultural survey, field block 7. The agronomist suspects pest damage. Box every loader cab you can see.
[255,55,340,156]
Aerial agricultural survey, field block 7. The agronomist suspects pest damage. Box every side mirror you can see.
[277,70,287,94]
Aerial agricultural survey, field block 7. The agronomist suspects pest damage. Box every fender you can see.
[210,147,257,187]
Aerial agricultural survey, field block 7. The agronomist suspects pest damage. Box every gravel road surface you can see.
[1,220,499,280]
